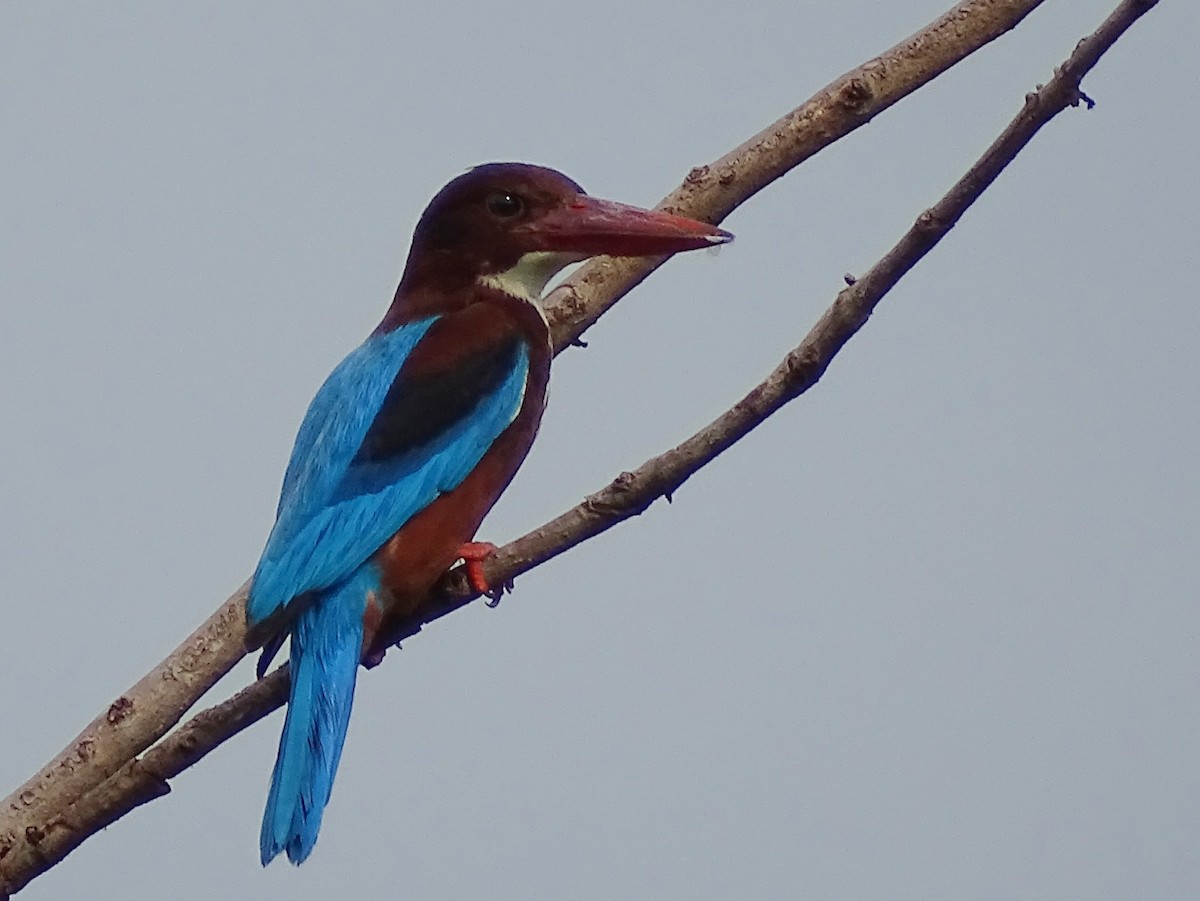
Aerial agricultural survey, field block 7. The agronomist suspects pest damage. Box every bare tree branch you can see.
[0,582,250,895]
[545,0,1052,352]
[0,0,1161,894]
[6,0,1047,868]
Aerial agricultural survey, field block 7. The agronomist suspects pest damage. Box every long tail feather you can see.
[259,566,376,865]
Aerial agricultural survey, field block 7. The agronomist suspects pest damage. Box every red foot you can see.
[456,541,499,595]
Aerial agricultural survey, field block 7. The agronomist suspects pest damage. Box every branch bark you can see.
[0,0,1161,894]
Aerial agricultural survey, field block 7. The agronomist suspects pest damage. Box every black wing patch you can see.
[353,332,525,467]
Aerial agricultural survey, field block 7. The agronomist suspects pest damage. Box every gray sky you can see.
[2,2,1197,898]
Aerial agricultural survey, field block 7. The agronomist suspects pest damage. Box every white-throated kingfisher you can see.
[244,162,732,865]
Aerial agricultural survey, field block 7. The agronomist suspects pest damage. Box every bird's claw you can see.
[483,578,514,608]
[456,541,500,596]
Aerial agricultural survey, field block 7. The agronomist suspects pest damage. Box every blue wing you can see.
[247,315,530,631]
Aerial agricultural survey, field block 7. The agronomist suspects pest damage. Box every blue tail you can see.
[259,565,377,866]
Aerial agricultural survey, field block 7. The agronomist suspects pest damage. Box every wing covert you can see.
[247,316,529,631]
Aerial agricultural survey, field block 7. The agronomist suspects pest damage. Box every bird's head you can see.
[398,162,732,304]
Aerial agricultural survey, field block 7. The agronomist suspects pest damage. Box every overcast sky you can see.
[2,2,1197,898]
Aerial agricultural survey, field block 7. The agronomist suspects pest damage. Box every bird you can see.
[244,162,732,866]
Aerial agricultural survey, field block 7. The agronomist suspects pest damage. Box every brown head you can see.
[392,162,731,315]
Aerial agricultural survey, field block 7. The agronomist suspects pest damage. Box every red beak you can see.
[520,194,733,257]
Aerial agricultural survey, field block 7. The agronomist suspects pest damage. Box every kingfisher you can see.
[244,162,732,866]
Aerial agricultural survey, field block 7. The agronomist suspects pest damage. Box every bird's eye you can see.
[486,192,524,218]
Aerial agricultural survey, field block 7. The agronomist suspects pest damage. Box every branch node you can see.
[106,697,134,726]
[543,283,585,323]
[915,209,941,232]
[837,77,874,111]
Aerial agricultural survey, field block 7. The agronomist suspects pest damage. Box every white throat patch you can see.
[478,251,581,313]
